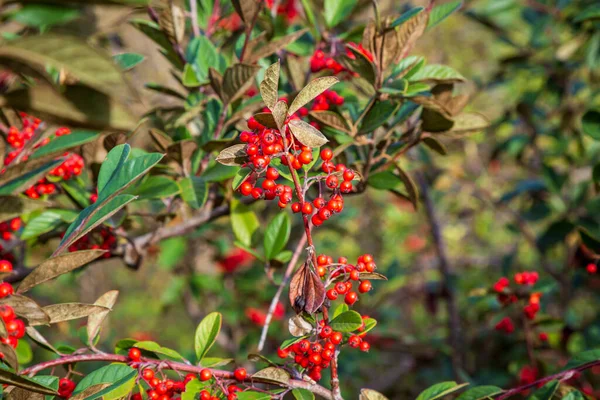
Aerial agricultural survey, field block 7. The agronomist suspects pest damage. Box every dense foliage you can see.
[0,0,599,399]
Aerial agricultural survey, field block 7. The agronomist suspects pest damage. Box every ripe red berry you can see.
[240,182,253,196]
[234,367,247,381]
[317,254,329,265]
[291,202,301,213]
[359,341,370,352]
[320,325,333,338]
[302,202,313,214]
[277,347,290,359]
[343,169,355,181]
[340,181,353,193]
[266,168,279,180]
[0,260,12,272]
[348,335,362,348]
[334,282,348,295]
[587,263,597,274]
[326,289,338,300]
[345,291,358,305]
[128,347,142,361]
[299,151,313,165]
[0,283,14,298]
[200,368,212,381]
[142,369,155,380]
[326,175,339,189]
[359,280,372,293]
[330,332,343,345]
[311,215,323,226]
[320,148,333,161]
[262,179,276,190]
[313,197,326,208]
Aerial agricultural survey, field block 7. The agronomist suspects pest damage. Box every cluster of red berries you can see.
[278,316,371,382]
[58,378,75,399]
[239,114,356,219]
[128,348,247,400]
[0,217,21,242]
[0,261,25,353]
[4,114,84,199]
[67,227,116,258]
[265,0,299,20]
[309,43,375,75]
[320,254,376,305]
[246,302,284,326]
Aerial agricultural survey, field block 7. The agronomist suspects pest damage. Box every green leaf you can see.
[232,168,252,191]
[409,64,465,83]
[582,110,600,141]
[0,34,129,98]
[57,194,136,253]
[332,303,349,319]
[10,4,80,28]
[72,364,137,400]
[20,209,78,240]
[15,339,33,364]
[237,392,272,400]
[368,171,402,190]
[391,7,424,28]
[195,312,222,362]
[324,0,358,27]
[179,177,208,209]
[182,379,210,400]
[31,376,59,400]
[456,386,503,400]
[98,144,130,194]
[561,390,585,400]
[0,158,63,195]
[32,130,98,159]
[329,310,363,332]
[0,369,58,395]
[416,382,469,400]
[134,341,185,361]
[112,53,145,71]
[292,388,315,400]
[427,1,462,30]
[264,213,291,260]
[186,35,219,84]
[133,176,179,200]
[565,349,600,369]
[280,335,308,350]
[359,100,399,133]
[17,250,105,293]
[528,381,559,400]
[231,198,259,247]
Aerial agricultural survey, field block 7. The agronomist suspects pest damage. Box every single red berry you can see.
[359,280,372,293]
[0,283,14,298]
[299,151,313,165]
[345,291,358,305]
[262,179,276,191]
[0,260,13,272]
[317,266,327,277]
[234,367,247,381]
[240,182,253,196]
[348,335,362,348]
[309,353,322,365]
[320,148,333,161]
[128,347,142,361]
[277,347,290,359]
[313,197,326,208]
[359,341,370,352]
[200,390,211,400]
[539,332,549,342]
[330,332,343,345]
[587,263,597,274]
[343,169,355,181]
[317,254,329,265]
[311,215,323,226]
[334,282,348,295]
[266,167,279,180]
[320,325,333,338]
[291,202,301,213]
[349,270,360,281]
[327,288,338,300]
[302,202,313,214]
[326,175,339,189]
[200,368,212,381]
[340,181,353,193]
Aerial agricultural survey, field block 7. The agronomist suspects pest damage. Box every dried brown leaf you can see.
[17,250,105,294]
[247,29,308,63]
[260,61,280,110]
[288,76,339,116]
[252,367,290,385]
[0,295,49,326]
[397,11,429,61]
[272,101,288,130]
[288,263,325,314]
[222,64,261,104]
[253,113,278,129]
[309,110,352,134]
[87,290,119,346]
[215,144,248,166]
[288,119,329,148]
[42,303,110,324]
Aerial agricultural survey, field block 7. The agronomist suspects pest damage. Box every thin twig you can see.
[189,0,201,37]
[417,172,464,378]
[257,235,308,351]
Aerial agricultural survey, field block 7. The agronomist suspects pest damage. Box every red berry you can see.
[302,202,313,214]
[359,280,372,293]
[313,197,326,208]
[234,368,247,381]
[348,335,362,348]
[343,169,354,181]
[0,260,12,272]
[277,347,290,359]
[142,369,155,380]
[330,332,343,345]
[334,282,348,295]
[326,175,338,189]
[317,254,328,265]
[320,148,333,161]
[299,151,313,165]
[345,291,358,305]
[291,202,301,213]
[587,263,597,274]
[320,326,333,338]
[326,289,338,301]
[128,347,142,361]
[240,182,253,196]
[359,341,370,352]
[0,283,13,298]
[340,181,353,193]
[200,368,212,381]
[266,167,279,180]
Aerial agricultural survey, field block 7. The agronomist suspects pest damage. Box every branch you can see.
[417,172,464,378]
[496,360,600,400]
[257,235,308,352]
[20,353,335,399]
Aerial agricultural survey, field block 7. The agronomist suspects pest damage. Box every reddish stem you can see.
[20,353,335,399]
